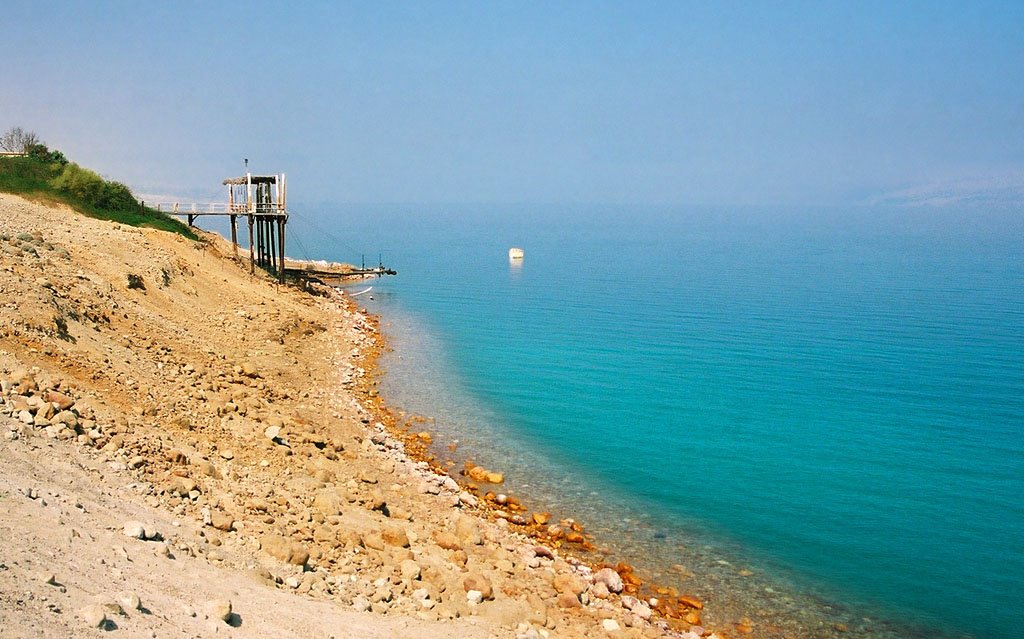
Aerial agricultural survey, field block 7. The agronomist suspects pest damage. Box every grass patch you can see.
[0,152,198,240]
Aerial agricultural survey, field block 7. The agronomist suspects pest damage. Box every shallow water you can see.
[288,204,1024,639]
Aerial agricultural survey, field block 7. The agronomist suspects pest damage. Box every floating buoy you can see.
[508,247,524,260]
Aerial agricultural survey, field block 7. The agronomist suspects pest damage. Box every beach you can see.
[0,193,716,638]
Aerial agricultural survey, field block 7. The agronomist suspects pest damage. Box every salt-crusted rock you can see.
[594,567,624,593]
[602,618,621,632]
[466,590,484,605]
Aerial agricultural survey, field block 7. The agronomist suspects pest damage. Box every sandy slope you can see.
[0,194,708,639]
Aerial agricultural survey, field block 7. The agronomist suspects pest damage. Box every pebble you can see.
[466,589,484,605]
[602,619,621,632]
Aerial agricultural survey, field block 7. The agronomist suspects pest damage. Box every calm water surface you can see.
[287,205,1023,638]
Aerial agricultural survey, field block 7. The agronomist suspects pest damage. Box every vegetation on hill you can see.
[0,128,197,240]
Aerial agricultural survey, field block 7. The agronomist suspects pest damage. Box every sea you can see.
[282,203,1023,639]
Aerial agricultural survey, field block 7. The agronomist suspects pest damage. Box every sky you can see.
[3,1,1023,206]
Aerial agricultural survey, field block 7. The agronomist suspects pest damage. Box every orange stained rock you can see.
[683,610,702,625]
[565,531,585,543]
[677,594,703,610]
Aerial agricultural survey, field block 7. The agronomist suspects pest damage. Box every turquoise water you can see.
[290,205,1023,638]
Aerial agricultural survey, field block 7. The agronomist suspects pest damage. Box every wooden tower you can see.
[223,173,288,283]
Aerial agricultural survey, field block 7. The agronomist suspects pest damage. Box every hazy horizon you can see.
[3,1,1023,208]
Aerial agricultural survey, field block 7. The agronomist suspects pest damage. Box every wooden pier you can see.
[155,171,395,285]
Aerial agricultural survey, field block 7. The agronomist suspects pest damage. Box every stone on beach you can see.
[207,598,233,623]
[77,605,107,628]
[463,573,494,600]
[261,535,309,566]
[594,567,624,593]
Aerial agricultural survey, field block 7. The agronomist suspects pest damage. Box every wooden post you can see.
[230,214,238,257]
[187,214,195,227]
[247,214,255,274]
[278,216,286,284]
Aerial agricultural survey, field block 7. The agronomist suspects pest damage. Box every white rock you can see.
[264,425,281,440]
[117,591,142,611]
[123,521,146,539]
[78,604,107,628]
[594,567,624,593]
[206,599,232,623]
[602,619,621,632]
[466,589,484,605]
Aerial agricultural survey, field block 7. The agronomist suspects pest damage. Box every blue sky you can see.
[3,1,1023,205]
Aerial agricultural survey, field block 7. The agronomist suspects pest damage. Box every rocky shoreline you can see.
[0,193,718,638]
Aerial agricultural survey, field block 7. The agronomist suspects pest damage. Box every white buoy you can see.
[508,247,524,260]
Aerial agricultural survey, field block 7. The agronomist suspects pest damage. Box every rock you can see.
[169,477,198,497]
[553,573,586,596]
[466,590,484,605]
[44,390,75,411]
[312,489,345,516]
[193,460,220,478]
[261,535,309,566]
[264,425,281,440]
[400,559,421,580]
[352,596,371,612]
[532,545,554,560]
[591,582,610,599]
[123,521,146,539]
[594,567,624,594]
[434,531,462,551]
[454,515,482,545]
[531,512,551,525]
[361,532,386,551]
[462,573,493,600]
[165,449,188,464]
[556,591,581,608]
[78,604,107,628]
[209,510,234,531]
[219,449,234,460]
[486,472,504,484]
[602,618,621,632]
[117,591,142,611]
[678,594,703,610]
[240,362,260,378]
[207,599,233,623]
[381,526,410,548]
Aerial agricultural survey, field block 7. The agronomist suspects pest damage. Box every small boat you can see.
[508,247,524,260]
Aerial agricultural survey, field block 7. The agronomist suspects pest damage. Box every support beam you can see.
[277,216,286,284]
[247,214,255,274]
[187,214,195,227]
[230,214,238,257]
